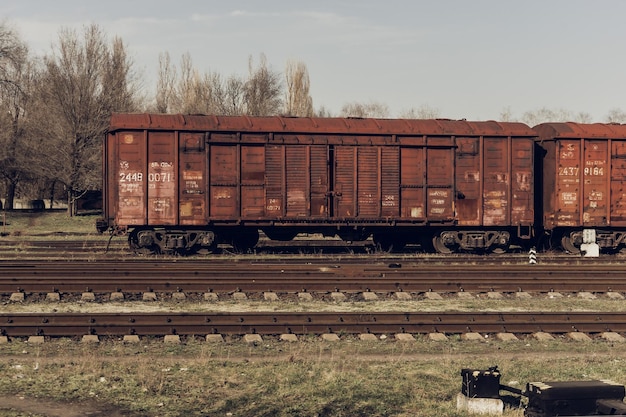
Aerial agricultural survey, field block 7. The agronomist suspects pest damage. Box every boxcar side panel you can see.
[310,145,329,217]
[400,146,425,219]
[241,145,265,218]
[455,137,481,226]
[209,145,238,218]
[179,133,206,225]
[510,138,534,225]
[582,140,609,226]
[335,146,356,217]
[356,146,379,217]
[147,132,177,225]
[425,138,454,221]
[265,145,284,217]
[482,137,509,226]
[555,140,581,226]
[286,146,308,217]
[611,140,626,224]
[381,147,400,217]
[115,131,147,226]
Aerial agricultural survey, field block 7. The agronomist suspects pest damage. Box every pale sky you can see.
[2,0,625,121]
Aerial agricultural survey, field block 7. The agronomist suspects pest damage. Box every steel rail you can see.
[0,312,624,337]
[0,261,625,294]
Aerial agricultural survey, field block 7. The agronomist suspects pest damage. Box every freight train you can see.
[96,113,626,255]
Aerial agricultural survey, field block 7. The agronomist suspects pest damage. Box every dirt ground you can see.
[0,395,139,417]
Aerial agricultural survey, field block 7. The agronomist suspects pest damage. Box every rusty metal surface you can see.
[104,114,536,237]
[109,113,536,137]
[535,122,626,229]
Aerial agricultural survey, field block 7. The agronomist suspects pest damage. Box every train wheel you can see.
[129,239,159,255]
[432,236,454,254]
[491,246,508,255]
[128,230,159,255]
[561,236,581,254]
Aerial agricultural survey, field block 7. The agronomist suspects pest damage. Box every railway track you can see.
[1,311,625,339]
[0,260,626,296]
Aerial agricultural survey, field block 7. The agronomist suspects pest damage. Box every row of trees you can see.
[0,22,625,214]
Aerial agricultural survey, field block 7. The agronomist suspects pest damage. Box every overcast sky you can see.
[2,0,625,121]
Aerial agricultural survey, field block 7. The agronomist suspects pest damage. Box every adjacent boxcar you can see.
[98,114,536,254]
[535,122,626,253]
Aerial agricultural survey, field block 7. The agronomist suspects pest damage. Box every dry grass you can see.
[0,337,624,416]
[0,311,616,417]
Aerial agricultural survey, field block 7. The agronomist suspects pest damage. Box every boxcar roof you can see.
[534,122,626,139]
[109,113,536,137]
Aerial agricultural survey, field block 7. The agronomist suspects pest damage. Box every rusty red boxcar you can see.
[534,122,626,253]
[97,113,536,254]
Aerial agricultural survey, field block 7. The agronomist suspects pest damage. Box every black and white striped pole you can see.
[528,247,537,265]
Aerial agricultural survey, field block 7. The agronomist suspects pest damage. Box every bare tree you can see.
[284,60,313,117]
[0,24,31,209]
[521,107,592,126]
[340,101,389,118]
[0,23,27,90]
[315,105,334,118]
[244,53,282,116]
[606,108,626,123]
[220,74,246,115]
[399,104,441,119]
[32,24,139,215]
[155,51,176,113]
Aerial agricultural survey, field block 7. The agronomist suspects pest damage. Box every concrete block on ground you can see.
[515,292,532,299]
[487,292,503,299]
[496,333,519,342]
[243,334,263,345]
[428,333,448,342]
[46,292,60,302]
[533,332,555,341]
[298,292,313,301]
[607,292,625,300]
[330,292,347,302]
[123,335,140,343]
[578,291,596,300]
[394,292,412,300]
[601,332,626,343]
[567,332,592,342]
[81,335,99,343]
[110,292,124,301]
[142,292,157,301]
[81,292,95,302]
[280,334,298,342]
[361,292,378,301]
[359,333,378,341]
[203,292,218,302]
[547,292,563,298]
[321,333,340,342]
[164,335,181,344]
[28,336,44,344]
[172,292,186,301]
[205,334,224,343]
[395,333,415,342]
[424,292,443,300]
[457,292,474,299]
[0,336,7,344]
[9,292,24,302]
[232,292,248,301]
[263,292,279,301]
[456,393,503,415]
[461,332,485,342]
